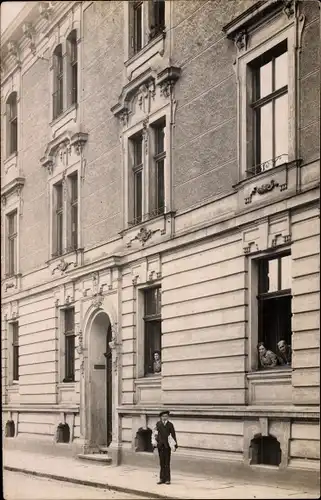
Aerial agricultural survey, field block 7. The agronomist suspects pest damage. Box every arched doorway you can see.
[88,311,113,450]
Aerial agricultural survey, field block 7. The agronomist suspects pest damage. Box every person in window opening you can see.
[153,350,161,374]
[277,340,292,366]
[258,342,278,369]
[152,410,177,485]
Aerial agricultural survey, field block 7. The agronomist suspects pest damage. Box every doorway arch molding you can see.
[80,296,120,454]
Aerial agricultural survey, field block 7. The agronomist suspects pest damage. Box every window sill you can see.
[125,33,165,80]
[234,159,300,190]
[247,368,292,405]
[58,382,76,389]
[8,383,19,391]
[4,152,18,165]
[50,104,78,138]
[135,375,161,386]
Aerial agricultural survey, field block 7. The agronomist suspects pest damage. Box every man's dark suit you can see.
[155,420,177,483]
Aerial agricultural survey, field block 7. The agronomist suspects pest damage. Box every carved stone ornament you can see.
[127,226,161,248]
[282,0,295,19]
[52,258,76,275]
[92,293,104,308]
[7,41,21,65]
[108,323,121,372]
[5,281,16,292]
[39,1,53,20]
[245,179,280,204]
[22,23,36,55]
[234,30,247,51]
[77,329,83,355]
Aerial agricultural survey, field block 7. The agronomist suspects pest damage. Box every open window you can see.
[144,287,162,376]
[257,253,292,369]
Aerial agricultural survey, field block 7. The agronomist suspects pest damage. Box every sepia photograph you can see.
[1,0,320,499]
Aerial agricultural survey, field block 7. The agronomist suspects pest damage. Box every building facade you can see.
[1,0,320,476]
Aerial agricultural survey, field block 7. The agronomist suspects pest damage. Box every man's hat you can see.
[159,410,170,417]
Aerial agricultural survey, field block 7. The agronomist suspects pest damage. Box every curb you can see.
[4,465,176,499]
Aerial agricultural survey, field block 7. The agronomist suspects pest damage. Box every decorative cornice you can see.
[1,176,25,200]
[111,66,181,120]
[40,131,88,173]
[22,22,36,56]
[222,0,294,46]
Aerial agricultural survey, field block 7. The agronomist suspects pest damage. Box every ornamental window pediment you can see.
[111,65,181,128]
[40,130,88,175]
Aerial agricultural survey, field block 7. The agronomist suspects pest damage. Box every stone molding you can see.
[111,66,181,123]
[40,131,88,174]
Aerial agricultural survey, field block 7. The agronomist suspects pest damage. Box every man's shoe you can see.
[165,481,171,485]
[157,481,164,484]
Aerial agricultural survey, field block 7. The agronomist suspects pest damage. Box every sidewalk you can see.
[3,449,320,499]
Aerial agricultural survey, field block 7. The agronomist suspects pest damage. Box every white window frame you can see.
[123,105,171,227]
[135,282,162,379]
[237,15,296,180]
[49,28,80,127]
[247,247,292,373]
[7,320,19,385]
[3,199,21,278]
[49,167,80,259]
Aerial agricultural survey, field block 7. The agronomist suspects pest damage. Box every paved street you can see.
[3,471,144,500]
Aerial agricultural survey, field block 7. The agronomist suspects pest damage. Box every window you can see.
[53,44,63,119]
[69,174,78,251]
[132,134,143,224]
[149,0,165,40]
[152,121,165,216]
[63,308,75,382]
[144,287,161,375]
[7,92,18,156]
[133,1,143,53]
[12,322,19,382]
[257,253,292,369]
[53,182,63,257]
[250,41,288,174]
[7,211,17,277]
[67,30,78,106]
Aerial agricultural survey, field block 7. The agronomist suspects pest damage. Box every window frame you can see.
[6,92,18,157]
[63,307,75,383]
[250,40,288,174]
[143,287,162,376]
[237,18,296,181]
[151,120,166,216]
[53,44,64,120]
[248,249,292,373]
[6,210,18,277]
[67,30,78,107]
[133,0,144,54]
[11,321,19,383]
[68,173,78,251]
[53,182,64,257]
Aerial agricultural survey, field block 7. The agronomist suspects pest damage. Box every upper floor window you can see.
[53,44,63,119]
[152,121,165,216]
[67,30,78,106]
[144,287,161,376]
[133,1,143,53]
[250,40,288,174]
[7,210,17,277]
[52,172,79,257]
[130,0,165,56]
[128,118,167,226]
[257,253,292,370]
[12,321,19,383]
[63,308,75,382]
[131,133,143,224]
[149,0,165,41]
[69,173,78,251]
[6,92,18,156]
[53,182,63,257]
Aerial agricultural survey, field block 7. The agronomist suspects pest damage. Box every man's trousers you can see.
[158,445,171,482]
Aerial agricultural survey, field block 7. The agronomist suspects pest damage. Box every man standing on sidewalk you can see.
[152,410,178,485]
